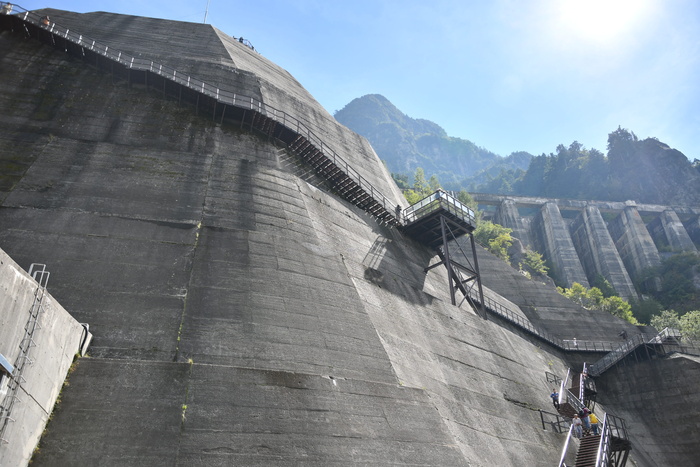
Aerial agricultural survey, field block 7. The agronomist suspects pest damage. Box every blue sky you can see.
[16,0,700,160]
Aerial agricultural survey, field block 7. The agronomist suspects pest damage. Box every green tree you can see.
[558,283,602,310]
[391,172,410,190]
[413,168,429,196]
[591,274,617,298]
[629,297,663,324]
[456,189,481,223]
[650,309,681,331]
[521,249,548,276]
[474,221,512,261]
[402,189,422,205]
[601,296,638,324]
[559,283,637,323]
[428,174,441,192]
[680,310,700,340]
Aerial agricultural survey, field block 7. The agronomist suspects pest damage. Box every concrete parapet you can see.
[531,202,590,288]
[0,249,88,467]
[570,206,637,300]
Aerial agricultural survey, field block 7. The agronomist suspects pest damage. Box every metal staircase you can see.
[588,328,678,376]
[0,5,402,228]
[551,366,631,467]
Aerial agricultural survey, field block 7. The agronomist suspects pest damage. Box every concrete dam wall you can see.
[481,194,698,299]
[0,250,88,467]
[1,8,699,466]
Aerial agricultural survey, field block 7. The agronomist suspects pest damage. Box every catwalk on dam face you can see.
[2,7,700,467]
[0,8,575,465]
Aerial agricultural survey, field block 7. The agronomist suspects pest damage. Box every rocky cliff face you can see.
[608,136,700,206]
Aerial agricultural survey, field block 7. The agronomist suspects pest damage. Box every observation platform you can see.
[400,190,485,317]
[401,190,477,249]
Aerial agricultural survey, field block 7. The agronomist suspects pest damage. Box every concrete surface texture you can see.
[0,249,86,467]
[569,205,637,301]
[0,8,697,466]
[478,193,698,294]
[595,354,700,467]
[648,210,697,253]
[531,202,590,288]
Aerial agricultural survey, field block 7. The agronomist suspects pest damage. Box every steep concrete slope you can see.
[36,9,398,211]
[472,240,640,343]
[595,355,700,467]
[0,12,571,465]
[1,8,695,466]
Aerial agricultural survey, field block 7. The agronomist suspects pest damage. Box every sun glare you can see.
[558,0,652,45]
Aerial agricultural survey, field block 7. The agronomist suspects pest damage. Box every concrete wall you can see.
[478,194,699,296]
[1,10,698,466]
[569,206,637,300]
[494,198,532,248]
[595,354,700,467]
[647,209,697,253]
[0,249,86,467]
[608,207,662,289]
[531,202,590,288]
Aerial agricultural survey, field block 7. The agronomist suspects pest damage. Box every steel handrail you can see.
[587,329,686,376]
[564,388,585,415]
[6,4,400,225]
[595,415,610,467]
[557,423,576,467]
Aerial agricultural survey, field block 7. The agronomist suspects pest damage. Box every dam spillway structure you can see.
[1,6,700,466]
[478,194,700,299]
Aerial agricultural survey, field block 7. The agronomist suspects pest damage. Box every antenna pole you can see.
[204,0,211,23]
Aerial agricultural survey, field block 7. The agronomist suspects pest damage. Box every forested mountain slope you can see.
[334,94,531,189]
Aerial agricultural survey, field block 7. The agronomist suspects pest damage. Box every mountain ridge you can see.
[334,94,531,188]
[336,95,700,207]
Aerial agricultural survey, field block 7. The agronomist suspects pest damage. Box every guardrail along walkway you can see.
[0,5,401,228]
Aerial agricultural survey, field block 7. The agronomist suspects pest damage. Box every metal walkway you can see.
[3,5,698,365]
[0,6,401,228]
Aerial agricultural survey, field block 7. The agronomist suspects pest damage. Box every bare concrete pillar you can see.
[570,205,638,300]
[686,215,700,246]
[648,209,697,253]
[608,206,661,290]
[494,198,532,248]
[531,202,590,288]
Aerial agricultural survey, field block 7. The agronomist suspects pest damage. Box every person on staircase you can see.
[572,414,583,438]
[579,407,591,434]
[589,412,599,435]
[550,389,560,409]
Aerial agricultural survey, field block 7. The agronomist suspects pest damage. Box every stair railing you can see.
[557,423,576,467]
[2,4,402,227]
[595,413,613,467]
[579,364,587,403]
[539,409,570,434]
[564,388,585,415]
[560,368,571,407]
[588,328,689,376]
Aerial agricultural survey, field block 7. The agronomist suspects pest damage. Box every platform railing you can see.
[402,190,476,227]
